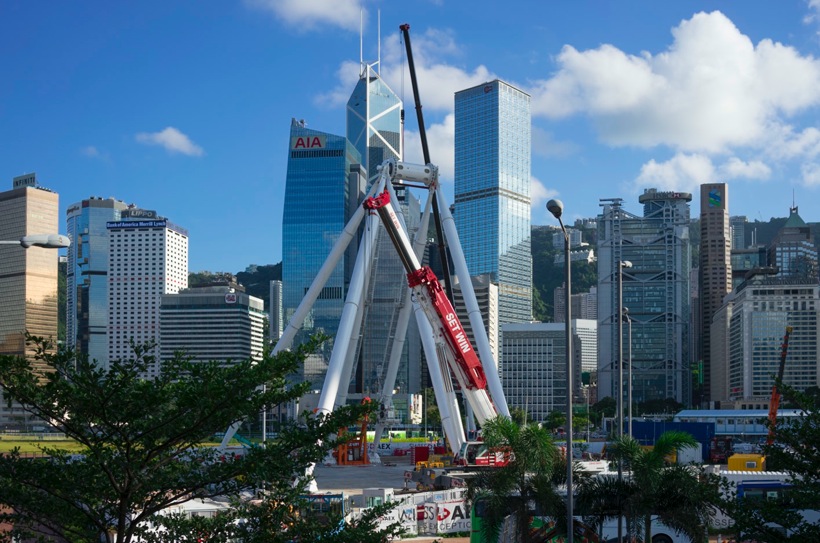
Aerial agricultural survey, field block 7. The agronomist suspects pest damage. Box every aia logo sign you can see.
[291,135,326,149]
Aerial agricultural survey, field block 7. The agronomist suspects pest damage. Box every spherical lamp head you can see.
[546,199,564,220]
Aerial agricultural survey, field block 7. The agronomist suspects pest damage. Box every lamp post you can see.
[616,259,631,543]
[623,307,633,438]
[617,260,632,439]
[0,234,70,249]
[547,198,573,543]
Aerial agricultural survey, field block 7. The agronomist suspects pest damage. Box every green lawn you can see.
[0,435,85,455]
[0,435,234,455]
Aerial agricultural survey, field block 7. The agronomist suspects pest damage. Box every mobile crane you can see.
[766,325,792,446]
[364,160,499,433]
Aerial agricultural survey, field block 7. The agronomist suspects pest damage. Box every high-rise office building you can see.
[730,215,747,250]
[711,270,819,403]
[346,62,402,180]
[281,119,365,386]
[160,281,265,364]
[0,174,60,357]
[0,173,60,427]
[454,80,532,326]
[66,197,129,366]
[699,183,732,405]
[453,274,499,369]
[269,280,284,342]
[555,286,598,323]
[598,190,692,405]
[107,213,188,375]
[345,63,426,398]
[768,206,818,280]
[500,320,595,422]
[356,191,422,396]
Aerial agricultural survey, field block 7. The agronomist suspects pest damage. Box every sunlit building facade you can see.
[0,174,60,357]
[598,190,692,406]
[282,119,365,387]
[107,214,188,376]
[66,196,129,366]
[712,272,820,402]
[454,79,532,326]
[699,183,732,405]
[346,62,402,180]
[160,283,265,364]
[0,173,60,427]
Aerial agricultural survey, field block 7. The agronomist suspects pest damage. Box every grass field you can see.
[0,435,239,455]
[0,435,85,455]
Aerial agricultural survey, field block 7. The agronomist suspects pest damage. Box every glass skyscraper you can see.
[66,196,129,366]
[454,79,532,326]
[345,62,422,396]
[281,119,365,386]
[346,62,402,180]
[597,190,692,405]
[0,174,60,427]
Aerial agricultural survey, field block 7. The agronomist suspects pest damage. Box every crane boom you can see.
[363,160,498,427]
[767,325,792,445]
[399,23,454,305]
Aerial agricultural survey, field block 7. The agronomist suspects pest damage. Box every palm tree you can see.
[466,416,567,543]
[576,431,719,542]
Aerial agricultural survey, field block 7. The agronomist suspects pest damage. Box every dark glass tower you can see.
[454,80,532,326]
[281,119,365,386]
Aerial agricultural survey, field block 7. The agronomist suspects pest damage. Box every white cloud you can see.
[530,176,559,209]
[135,127,204,157]
[804,0,820,26]
[81,146,100,158]
[532,126,578,158]
[718,157,771,180]
[633,152,774,194]
[800,162,820,186]
[530,11,820,153]
[319,29,496,112]
[404,114,455,181]
[379,30,495,113]
[634,153,716,193]
[245,0,363,32]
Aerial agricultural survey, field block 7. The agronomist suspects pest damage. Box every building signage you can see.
[106,220,167,229]
[291,135,326,149]
[122,208,158,219]
[708,188,723,208]
[13,174,36,188]
[225,293,237,304]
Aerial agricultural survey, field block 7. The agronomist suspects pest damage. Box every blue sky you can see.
[4,1,820,272]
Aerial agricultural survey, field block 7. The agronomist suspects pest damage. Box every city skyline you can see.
[5,2,820,272]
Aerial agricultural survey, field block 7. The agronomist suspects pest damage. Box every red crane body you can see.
[767,326,793,446]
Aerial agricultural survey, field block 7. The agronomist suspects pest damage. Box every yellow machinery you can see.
[728,453,766,471]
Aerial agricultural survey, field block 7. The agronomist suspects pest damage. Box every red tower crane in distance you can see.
[767,326,793,446]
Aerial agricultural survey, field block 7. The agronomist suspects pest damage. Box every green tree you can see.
[467,417,567,543]
[0,334,399,543]
[724,383,820,542]
[544,410,566,432]
[576,431,719,542]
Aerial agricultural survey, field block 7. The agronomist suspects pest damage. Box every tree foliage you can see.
[724,383,820,542]
[466,417,567,543]
[576,431,721,543]
[0,334,399,543]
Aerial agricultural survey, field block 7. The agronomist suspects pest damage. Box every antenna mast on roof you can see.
[359,10,364,77]
[378,9,381,75]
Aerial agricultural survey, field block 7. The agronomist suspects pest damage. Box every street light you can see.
[0,234,70,249]
[547,198,573,543]
[616,259,631,543]
[623,307,633,438]
[617,260,632,440]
